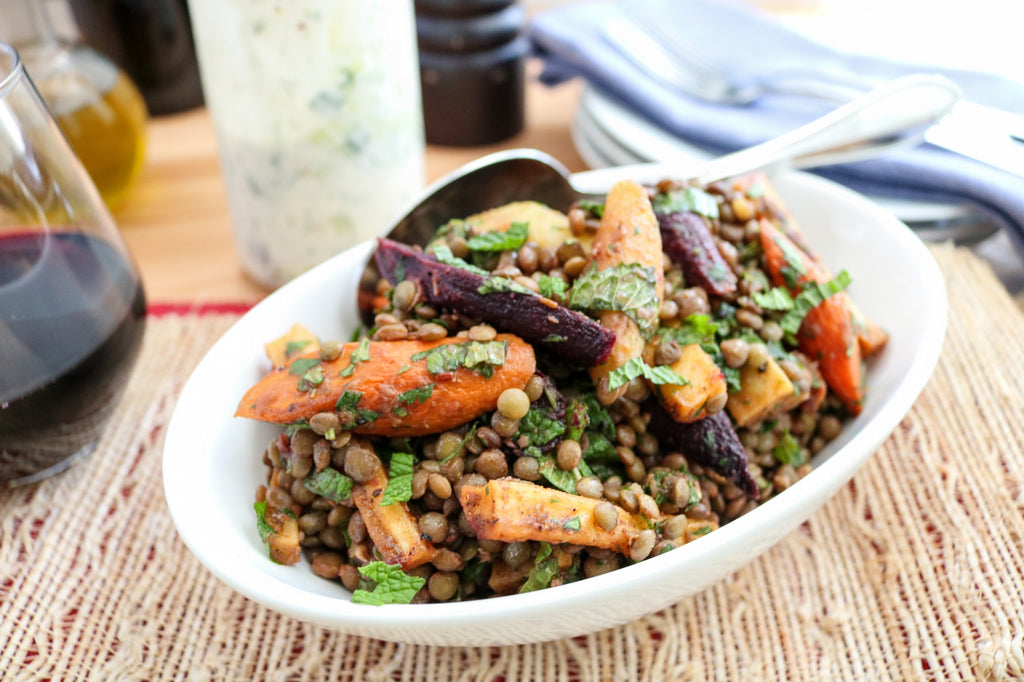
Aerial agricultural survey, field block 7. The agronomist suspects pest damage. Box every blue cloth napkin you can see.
[529,0,1024,250]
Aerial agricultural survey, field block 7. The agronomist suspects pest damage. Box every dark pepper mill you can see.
[416,0,526,146]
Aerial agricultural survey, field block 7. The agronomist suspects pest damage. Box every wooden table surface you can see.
[117,68,585,305]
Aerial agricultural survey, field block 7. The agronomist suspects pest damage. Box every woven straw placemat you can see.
[2,244,1023,681]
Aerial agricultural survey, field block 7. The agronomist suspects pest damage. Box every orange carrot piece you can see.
[235,334,536,435]
[760,220,864,415]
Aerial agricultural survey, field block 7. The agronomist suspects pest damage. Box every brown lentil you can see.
[428,472,453,499]
[593,501,619,531]
[327,506,351,527]
[290,429,318,456]
[319,339,344,362]
[320,526,346,550]
[265,486,292,510]
[475,449,508,479]
[374,322,409,341]
[468,323,497,342]
[339,564,361,591]
[720,338,750,368]
[418,512,448,544]
[618,487,639,513]
[343,441,380,483]
[490,412,519,438]
[513,455,541,481]
[563,255,587,277]
[432,548,465,572]
[311,552,343,579]
[290,478,317,505]
[674,287,710,317]
[556,440,582,470]
[630,529,657,561]
[735,308,764,331]
[524,375,546,402]
[654,339,682,366]
[428,572,460,601]
[417,322,448,341]
[746,342,771,369]
[575,475,604,499]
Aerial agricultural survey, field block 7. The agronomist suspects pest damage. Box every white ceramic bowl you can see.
[163,164,946,646]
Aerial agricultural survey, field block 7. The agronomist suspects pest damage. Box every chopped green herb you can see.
[577,199,605,218]
[254,501,274,545]
[339,337,371,377]
[537,274,568,299]
[466,221,529,252]
[411,340,507,377]
[431,243,489,275]
[692,525,713,536]
[297,364,325,392]
[772,430,805,467]
[606,357,688,391]
[392,406,410,418]
[563,516,582,531]
[397,364,411,374]
[351,561,426,605]
[519,542,559,593]
[442,423,479,464]
[336,390,363,411]
[517,408,566,448]
[542,334,566,343]
[397,383,434,405]
[567,262,661,340]
[289,357,320,377]
[753,287,796,311]
[779,270,852,338]
[303,468,354,502]
[652,186,719,219]
[478,276,536,296]
[381,452,416,506]
[284,339,311,357]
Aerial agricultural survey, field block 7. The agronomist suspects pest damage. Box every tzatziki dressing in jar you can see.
[188,0,425,288]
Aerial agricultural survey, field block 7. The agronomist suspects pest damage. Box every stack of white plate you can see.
[571,86,999,241]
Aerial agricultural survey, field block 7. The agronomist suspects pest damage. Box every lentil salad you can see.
[237,172,886,605]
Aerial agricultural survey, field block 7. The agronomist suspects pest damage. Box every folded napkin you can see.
[529,0,1024,250]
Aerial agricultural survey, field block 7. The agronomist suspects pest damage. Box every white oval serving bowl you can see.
[163,163,946,646]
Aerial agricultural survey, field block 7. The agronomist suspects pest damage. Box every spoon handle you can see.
[695,74,962,184]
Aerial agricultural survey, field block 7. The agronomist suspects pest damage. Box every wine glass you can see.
[0,42,146,486]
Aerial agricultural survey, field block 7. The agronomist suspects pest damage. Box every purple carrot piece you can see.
[643,399,759,498]
[657,211,738,297]
[374,238,615,367]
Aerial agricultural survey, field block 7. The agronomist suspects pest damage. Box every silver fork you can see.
[602,15,873,105]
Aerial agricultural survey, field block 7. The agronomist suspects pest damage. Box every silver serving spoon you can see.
[358,74,960,319]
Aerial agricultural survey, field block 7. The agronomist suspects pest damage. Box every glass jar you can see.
[0,0,148,209]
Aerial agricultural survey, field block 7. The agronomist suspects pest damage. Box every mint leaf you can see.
[466,221,529,252]
[517,408,566,448]
[431,243,489,275]
[254,501,273,545]
[772,430,805,467]
[576,199,605,218]
[289,357,320,377]
[303,468,354,502]
[779,270,852,337]
[567,263,661,340]
[339,337,371,377]
[284,339,311,357]
[537,274,567,299]
[397,383,434,405]
[652,186,719,219]
[381,452,416,506]
[658,313,719,347]
[607,357,688,391]
[351,561,425,605]
[336,390,362,411]
[753,287,795,311]
[562,516,582,531]
[411,340,507,377]
[478,276,535,296]
[519,542,559,593]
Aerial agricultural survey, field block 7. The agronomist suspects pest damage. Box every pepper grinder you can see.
[416,0,526,146]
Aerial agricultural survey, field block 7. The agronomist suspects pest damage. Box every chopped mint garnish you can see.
[380,452,416,506]
[284,339,311,357]
[537,274,568,299]
[772,430,805,467]
[519,542,559,593]
[351,561,425,605]
[397,383,434,405]
[652,186,719,219]
[303,468,354,502]
[606,357,688,391]
[466,221,529,252]
[567,262,661,340]
[411,340,507,378]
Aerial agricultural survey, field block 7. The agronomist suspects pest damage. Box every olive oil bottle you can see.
[0,0,147,209]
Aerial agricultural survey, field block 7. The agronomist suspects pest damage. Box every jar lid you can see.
[417,4,523,54]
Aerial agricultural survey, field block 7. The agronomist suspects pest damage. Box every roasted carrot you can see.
[585,180,665,404]
[236,334,536,435]
[759,219,863,415]
[459,477,650,556]
[350,444,437,569]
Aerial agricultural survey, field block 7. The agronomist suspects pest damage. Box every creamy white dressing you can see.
[188,0,425,288]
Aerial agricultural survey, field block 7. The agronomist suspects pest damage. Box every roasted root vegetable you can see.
[727,355,799,427]
[645,401,759,498]
[760,220,864,415]
[351,445,438,569]
[657,210,738,297]
[655,343,727,422]
[459,478,650,556]
[582,180,665,404]
[256,502,301,565]
[236,334,536,435]
[374,238,614,367]
[264,323,319,367]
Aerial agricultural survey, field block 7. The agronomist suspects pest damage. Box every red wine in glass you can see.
[0,230,146,485]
